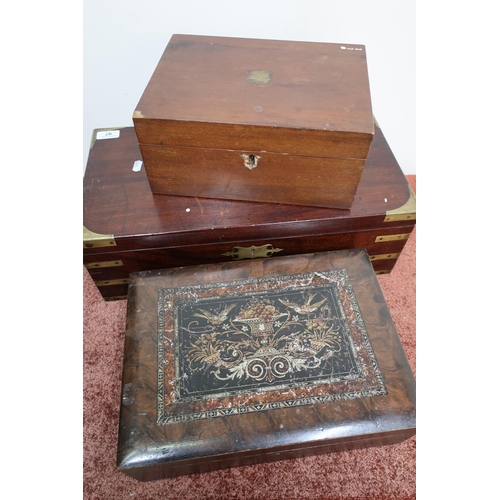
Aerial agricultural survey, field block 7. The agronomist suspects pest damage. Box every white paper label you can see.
[96,130,120,140]
[132,160,143,172]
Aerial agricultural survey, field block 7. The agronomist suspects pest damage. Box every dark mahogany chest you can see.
[117,249,416,480]
[133,34,374,209]
[83,121,415,302]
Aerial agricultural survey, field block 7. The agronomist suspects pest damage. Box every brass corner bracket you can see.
[83,226,116,249]
[384,183,416,223]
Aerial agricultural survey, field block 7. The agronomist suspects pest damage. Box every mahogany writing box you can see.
[83,121,415,302]
[117,249,416,480]
[132,34,374,209]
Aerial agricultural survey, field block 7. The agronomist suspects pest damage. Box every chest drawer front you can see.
[85,226,414,300]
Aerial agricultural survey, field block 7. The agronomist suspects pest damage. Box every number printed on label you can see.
[96,130,120,140]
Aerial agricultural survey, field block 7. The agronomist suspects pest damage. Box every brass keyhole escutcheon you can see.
[222,244,284,260]
[241,154,261,170]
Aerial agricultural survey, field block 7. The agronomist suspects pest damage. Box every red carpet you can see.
[83,175,416,500]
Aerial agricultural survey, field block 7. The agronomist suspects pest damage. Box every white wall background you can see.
[83,0,415,174]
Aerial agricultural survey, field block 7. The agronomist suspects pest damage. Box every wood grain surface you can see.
[83,122,415,300]
[133,34,373,152]
[140,143,365,208]
[132,34,374,208]
[83,122,412,247]
[117,249,415,481]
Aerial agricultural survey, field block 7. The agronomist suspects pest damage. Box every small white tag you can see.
[132,160,143,172]
[96,130,120,140]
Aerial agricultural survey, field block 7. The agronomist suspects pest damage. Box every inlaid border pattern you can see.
[157,269,387,425]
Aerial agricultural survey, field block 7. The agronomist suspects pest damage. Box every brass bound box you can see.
[133,34,374,209]
[117,249,416,481]
[83,122,416,302]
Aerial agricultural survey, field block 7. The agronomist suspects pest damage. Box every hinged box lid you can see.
[132,34,374,209]
[133,34,374,159]
[117,249,416,481]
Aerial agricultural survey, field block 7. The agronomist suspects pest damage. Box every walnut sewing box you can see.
[116,249,416,480]
[132,34,374,209]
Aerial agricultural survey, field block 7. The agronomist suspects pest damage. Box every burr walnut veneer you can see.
[117,249,416,480]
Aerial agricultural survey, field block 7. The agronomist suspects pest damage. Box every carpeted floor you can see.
[83,175,416,500]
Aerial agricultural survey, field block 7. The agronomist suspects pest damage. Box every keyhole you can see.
[241,153,261,170]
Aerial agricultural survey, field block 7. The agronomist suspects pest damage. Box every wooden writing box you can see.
[83,122,415,302]
[117,249,416,480]
[133,34,374,209]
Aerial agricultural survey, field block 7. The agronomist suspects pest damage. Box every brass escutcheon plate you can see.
[240,154,261,170]
[222,244,283,260]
